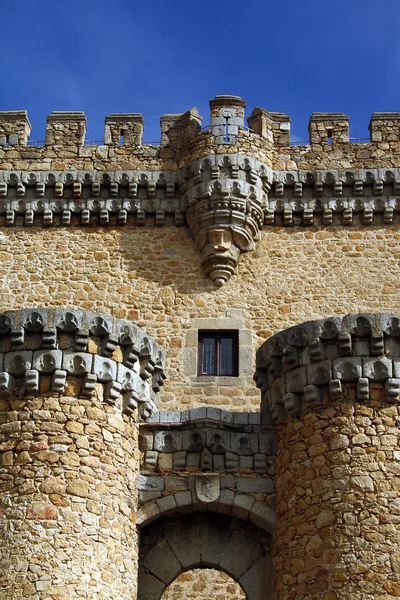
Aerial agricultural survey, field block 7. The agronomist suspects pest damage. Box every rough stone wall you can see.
[162,569,246,600]
[0,393,139,599]
[0,226,399,410]
[274,398,400,600]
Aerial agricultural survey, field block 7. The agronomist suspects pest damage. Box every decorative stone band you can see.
[254,313,400,423]
[0,308,166,420]
[140,408,276,475]
[2,163,400,283]
[268,167,400,226]
[138,409,276,525]
[0,169,183,228]
[0,156,272,285]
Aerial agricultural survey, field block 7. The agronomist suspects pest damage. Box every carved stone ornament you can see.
[195,473,220,503]
[183,155,269,286]
[3,163,400,284]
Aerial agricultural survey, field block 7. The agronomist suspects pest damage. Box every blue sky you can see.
[1,0,399,143]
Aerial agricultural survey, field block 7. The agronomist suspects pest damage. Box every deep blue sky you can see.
[1,0,399,143]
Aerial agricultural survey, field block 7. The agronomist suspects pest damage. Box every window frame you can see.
[198,330,239,377]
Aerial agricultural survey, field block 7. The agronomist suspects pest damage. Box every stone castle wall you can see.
[0,225,398,411]
[0,393,139,599]
[2,95,400,600]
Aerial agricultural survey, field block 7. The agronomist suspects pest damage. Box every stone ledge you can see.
[145,408,265,426]
[139,410,275,474]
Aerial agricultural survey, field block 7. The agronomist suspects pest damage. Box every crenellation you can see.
[369,111,400,142]
[0,110,31,146]
[308,112,350,145]
[1,100,400,171]
[45,111,86,146]
[104,113,144,146]
[247,107,290,146]
[160,107,202,154]
[209,95,246,144]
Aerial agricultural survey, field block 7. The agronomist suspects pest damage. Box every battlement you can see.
[0,110,31,146]
[2,96,400,150]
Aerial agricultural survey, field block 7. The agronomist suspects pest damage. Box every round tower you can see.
[255,313,400,600]
[0,308,165,599]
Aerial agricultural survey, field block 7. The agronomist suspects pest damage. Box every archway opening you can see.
[138,513,271,600]
[162,568,246,600]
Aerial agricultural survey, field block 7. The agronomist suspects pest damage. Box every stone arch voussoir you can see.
[136,490,276,534]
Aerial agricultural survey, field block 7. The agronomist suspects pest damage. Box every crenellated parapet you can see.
[2,96,400,160]
[0,308,166,420]
[254,313,400,423]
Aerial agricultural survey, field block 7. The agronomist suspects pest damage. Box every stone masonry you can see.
[1,95,400,599]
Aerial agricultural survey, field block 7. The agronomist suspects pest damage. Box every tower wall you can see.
[0,394,139,599]
[255,314,400,599]
[0,308,165,599]
[273,399,400,600]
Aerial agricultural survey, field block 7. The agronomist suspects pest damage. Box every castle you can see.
[1,95,400,599]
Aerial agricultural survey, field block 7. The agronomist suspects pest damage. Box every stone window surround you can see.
[184,311,253,386]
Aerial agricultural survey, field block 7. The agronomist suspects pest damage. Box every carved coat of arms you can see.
[195,473,220,503]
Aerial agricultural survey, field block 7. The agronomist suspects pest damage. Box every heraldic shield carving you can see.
[195,473,221,503]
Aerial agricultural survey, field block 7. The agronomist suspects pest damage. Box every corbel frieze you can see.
[254,313,400,424]
[0,308,166,421]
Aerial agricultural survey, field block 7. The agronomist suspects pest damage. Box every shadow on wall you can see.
[118,223,213,293]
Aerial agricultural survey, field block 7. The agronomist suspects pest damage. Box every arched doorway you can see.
[138,513,272,600]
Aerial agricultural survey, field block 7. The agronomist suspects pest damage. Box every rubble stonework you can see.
[162,569,246,600]
[1,94,400,599]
